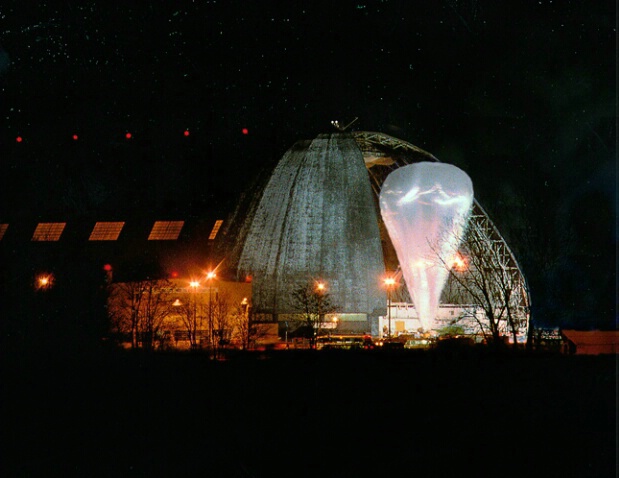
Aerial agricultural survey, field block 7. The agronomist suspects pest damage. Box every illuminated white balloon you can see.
[379,162,474,331]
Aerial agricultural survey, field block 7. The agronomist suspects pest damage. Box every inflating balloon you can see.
[379,162,474,331]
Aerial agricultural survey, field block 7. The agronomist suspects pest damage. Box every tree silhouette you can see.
[290,280,339,349]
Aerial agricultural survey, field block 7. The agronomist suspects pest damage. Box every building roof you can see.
[561,329,619,346]
[0,215,230,283]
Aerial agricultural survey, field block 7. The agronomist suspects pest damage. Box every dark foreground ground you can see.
[2,347,616,478]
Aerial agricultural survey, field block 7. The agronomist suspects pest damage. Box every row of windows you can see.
[0,220,224,242]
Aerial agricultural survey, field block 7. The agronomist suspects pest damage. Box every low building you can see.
[106,277,277,351]
[378,302,528,343]
[561,330,619,355]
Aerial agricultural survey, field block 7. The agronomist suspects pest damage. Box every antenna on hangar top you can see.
[330,117,359,132]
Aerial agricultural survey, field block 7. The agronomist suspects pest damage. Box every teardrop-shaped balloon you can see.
[379,162,474,331]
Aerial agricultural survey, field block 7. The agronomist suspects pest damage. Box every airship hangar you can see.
[216,130,531,342]
[0,129,530,346]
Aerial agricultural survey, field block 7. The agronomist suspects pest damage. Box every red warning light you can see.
[125,132,132,139]
[242,128,249,135]
[103,264,113,272]
[72,134,79,141]
[170,270,179,278]
[183,130,190,137]
[16,136,23,143]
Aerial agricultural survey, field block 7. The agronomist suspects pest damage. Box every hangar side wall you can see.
[238,134,386,318]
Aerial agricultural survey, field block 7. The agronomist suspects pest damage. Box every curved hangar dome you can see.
[219,132,530,338]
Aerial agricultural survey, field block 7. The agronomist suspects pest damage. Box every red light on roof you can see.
[242,128,249,135]
[183,130,190,137]
[72,134,79,141]
[103,264,113,272]
[16,136,23,143]
[125,132,132,139]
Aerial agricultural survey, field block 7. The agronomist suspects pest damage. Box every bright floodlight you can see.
[379,162,473,331]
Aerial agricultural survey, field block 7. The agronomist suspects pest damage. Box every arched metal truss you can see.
[353,131,531,338]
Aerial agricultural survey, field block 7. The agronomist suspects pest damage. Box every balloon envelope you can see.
[379,162,474,331]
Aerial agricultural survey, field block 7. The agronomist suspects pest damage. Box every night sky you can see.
[0,1,616,330]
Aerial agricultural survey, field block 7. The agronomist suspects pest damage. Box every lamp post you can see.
[316,282,326,318]
[190,281,200,349]
[241,297,249,349]
[314,281,326,348]
[34,273,54,335]
[384,277,396,338]
[206,271,216,349]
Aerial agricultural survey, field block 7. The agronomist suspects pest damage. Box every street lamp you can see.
[315,282,326,314]
[190,281,200,349]
[35,273,54,291]
[314,281,327,346]
[241,297,250,349]
[206,271,216,349]
[452,253,468,272]
[383,277,396,338]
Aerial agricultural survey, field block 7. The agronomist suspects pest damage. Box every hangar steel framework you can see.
[353,131,531,339]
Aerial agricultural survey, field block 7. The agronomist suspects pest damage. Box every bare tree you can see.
[107,279,175,350]
[290,280,339,349]
[230,301,250,350]
[230,299,273,350]
[175,292,204,350]
[434,218,530,348]
[209,292,232,358]
[108,280,147,348]
[139,280,175,350]
[488,192,576,346]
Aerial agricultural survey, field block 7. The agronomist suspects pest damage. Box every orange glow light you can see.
[36,274,54,290]
[452,254,467,271]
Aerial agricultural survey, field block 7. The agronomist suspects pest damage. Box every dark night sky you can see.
[0,1,616,329]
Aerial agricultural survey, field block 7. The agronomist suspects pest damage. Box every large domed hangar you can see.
[217,131,531,342]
